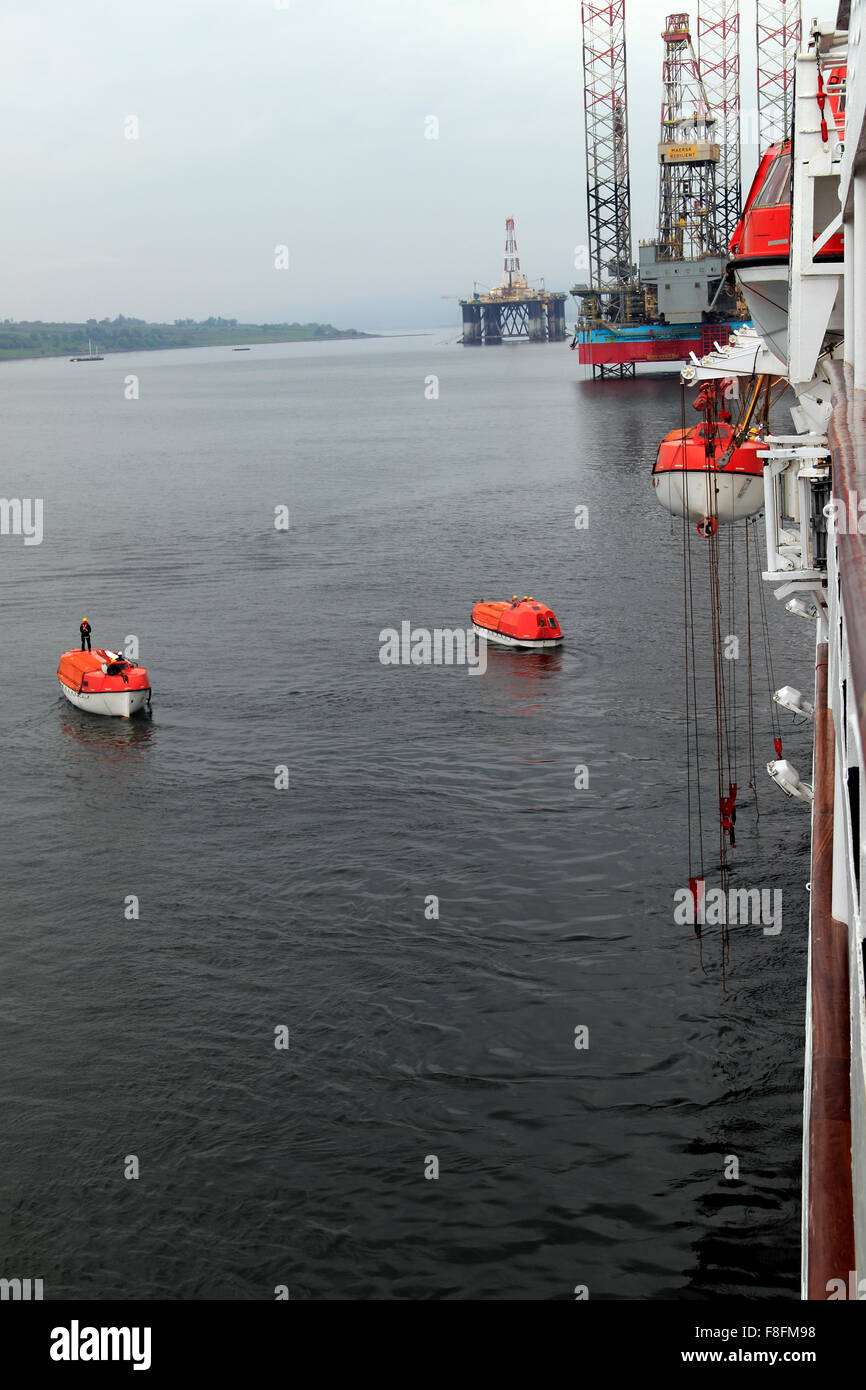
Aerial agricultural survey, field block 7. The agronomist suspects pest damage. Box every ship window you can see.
[753,152,792,209]
[547,616,558,628]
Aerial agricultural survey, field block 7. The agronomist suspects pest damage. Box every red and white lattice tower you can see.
[697,1,742,248]
[581,0,635,321]
[756,0,802,150]
[503,217,521,286]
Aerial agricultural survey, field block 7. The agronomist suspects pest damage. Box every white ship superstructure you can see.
[669,1,866,1299]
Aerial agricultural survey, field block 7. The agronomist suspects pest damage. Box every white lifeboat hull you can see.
[652,469,765,523]
[59,681,149,718]
[472,623,563,650]
[736,261,844,363]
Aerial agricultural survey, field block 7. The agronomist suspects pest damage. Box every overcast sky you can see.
[0,0,838,330]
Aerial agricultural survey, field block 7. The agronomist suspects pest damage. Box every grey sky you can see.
[0,0,838,330]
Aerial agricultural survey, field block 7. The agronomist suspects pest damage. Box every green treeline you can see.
[0,315,374,360]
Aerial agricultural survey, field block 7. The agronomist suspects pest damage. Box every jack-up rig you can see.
[460,218,568,345]
[574,2,801,379]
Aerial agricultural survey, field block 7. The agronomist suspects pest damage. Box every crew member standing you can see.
[80,618,92,652]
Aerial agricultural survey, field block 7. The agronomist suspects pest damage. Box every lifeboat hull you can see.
[652,468,765,524]
[736,261,844,363]
[58,682,150,717]
[471,623,561,650]
[472,598,563,649]
[57,648,151,718]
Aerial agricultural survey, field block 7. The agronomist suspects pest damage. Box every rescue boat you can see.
[728,63,846,359]
[652,420,765,528]
[472,597,563,649]
[57,648,151,718]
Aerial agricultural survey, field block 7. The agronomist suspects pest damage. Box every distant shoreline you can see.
[0,320,383,363]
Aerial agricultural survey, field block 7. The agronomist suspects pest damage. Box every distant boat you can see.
[232,346,251,352]
[70,337,103,362]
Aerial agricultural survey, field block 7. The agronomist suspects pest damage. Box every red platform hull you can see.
[578,336,707,366]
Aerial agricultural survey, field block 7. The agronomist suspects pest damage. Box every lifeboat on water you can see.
[652,421,765,528]
[472,597,563,649]
[57,648,151,717]
[728,63,846,359]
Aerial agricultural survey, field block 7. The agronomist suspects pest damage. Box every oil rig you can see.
[461,218,568,344]
[574,1,802,378]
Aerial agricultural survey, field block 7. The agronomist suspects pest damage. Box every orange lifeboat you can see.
[472,597,563,649]
[652,420,764,529]
[728,61,846,356]
[57,648,151,718]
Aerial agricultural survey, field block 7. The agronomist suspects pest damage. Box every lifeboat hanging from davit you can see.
[651,378,767,530]
[728,61,847,362]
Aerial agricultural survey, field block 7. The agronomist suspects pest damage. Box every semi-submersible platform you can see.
[460,217,568,345]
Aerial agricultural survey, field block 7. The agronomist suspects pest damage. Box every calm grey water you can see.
[0,332,814,1299]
